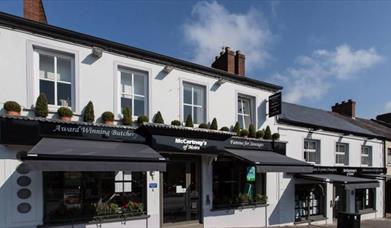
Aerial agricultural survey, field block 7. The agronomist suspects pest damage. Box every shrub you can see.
[137,115,149,125]
[239,129,249,137]
[83,101,95,122]
[264,126,272,140]
[256,130,264,139]
[272,133,280,140]
[198,123,208,129]
[185,115,194,127]
[233,121,241,135]
[254,194,268,204]
[210,118,218,130]
[248,124,256,138]
[4,101,21,113]
[171,120,182,126]
[57,107,73,117]
[122,107,132,125]
[220,126,230,131]
[34,94,48,117]
[101,111,114,122]
[153,111,164,124]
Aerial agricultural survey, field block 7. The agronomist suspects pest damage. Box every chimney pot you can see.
[331,99,356,118]
[24,0,47,24]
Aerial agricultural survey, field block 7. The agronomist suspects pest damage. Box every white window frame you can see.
[304,139,319,164]
[182,82,206,124]
[335,143,348,165]
[237,95,255,129]
[117,67,148,119]
[361,146,372,166]
[33,48,75,109]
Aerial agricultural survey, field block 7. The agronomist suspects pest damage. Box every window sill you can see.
[357,209,376,214]
[294,215,327,224]
[211,203,269,212]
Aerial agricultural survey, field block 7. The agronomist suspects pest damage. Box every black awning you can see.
[21,138,166,171]
[360,173,391,180]
[224,149,313,173]
[299,174,379,190]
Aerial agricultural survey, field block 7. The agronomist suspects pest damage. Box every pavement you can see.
[279,218,391,228]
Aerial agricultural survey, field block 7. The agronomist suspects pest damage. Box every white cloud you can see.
[271,44,383,103]
[385,101,391,112]
[183,1,272,71]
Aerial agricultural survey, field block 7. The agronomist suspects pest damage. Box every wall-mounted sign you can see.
[269,92,282,117]
[224,137,287,155]
[246,166,256,182]
[151,135,223,154]
[149,183,158,189]
[313,166,386,174]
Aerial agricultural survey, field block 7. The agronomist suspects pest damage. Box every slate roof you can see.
[279,102,381,138]
[341,116,391,140]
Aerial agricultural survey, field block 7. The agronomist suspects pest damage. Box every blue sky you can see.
[1,0,391,118]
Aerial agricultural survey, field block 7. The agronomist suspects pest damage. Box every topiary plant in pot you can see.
[83,101,95,123]
[198,123,208,129]
[3,101,21,116]
[256,130,264,139]
[35,94,48,118]
[220,126,230,132]
[248,124,256,138]
[233,121,241,136]
[153,111,164,124]
[171,120,182,126]
[185,115,194,127]
[264,126,272,140]
[240,129,249,137]
[210,118,218,130]
[272,133,280,140]
[137,115,149,125]
[101,111,114,125]
[57,107,73,121]
[122,107,132,126]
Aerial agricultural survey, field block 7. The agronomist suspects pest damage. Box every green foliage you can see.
[83,101,95,122]
[171,120,182,126]
[238,193,249,204]
[254,194,268,204]
[239,129,249,137]
[137,115,149,125]
[185,115,194,127]
[248,124,256,138]
[256,130,265,139]
[272,133,280,140]
[210,118,218,130]
[220,126,230,131]
[122,107,132,125]
[101,111,114,122]
[34,94,48,117]
[264,126,272,139]
[233,121,241,135]
[153,111,164,124]
[95,203,120,216]
[57,107,73,117]
[4,101,21,113]
[198,123,208,129]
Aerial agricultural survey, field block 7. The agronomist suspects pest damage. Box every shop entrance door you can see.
[163,155,201,225]
[333,185,346,219]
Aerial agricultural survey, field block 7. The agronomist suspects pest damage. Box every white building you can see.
[0,1,387,228]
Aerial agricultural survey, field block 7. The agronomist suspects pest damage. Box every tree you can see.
[210,118,218,130]
[83,101,95,122]
[35,94,48,117]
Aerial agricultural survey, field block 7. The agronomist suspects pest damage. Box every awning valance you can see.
[20,138,166,171]
[299,174,379,190]
[224,149,313,173]
[360,173,391,180]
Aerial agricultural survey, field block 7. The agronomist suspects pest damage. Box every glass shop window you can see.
[355,188,376,212]
[295,184,326,221]
[43,171,146,224]
[212,156,267,209]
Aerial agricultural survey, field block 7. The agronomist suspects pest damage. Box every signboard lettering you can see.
[269,92,282,117]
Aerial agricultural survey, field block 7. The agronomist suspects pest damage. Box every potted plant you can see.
[101,111,114,125]
[240,129,249,137]
[3,101,21,116]
[185,115,194,127]
[272,133,280,140]
[239,193,249,206]
[220,126,230,132]
[34,94,48,118]
[254,194,268,204]
[153,111,164,124]
[122,107,132,126]
[137,115,149,125]
[83,101,95,123]
[171,120,182,126]
[264,126,272,139]
[248,124,256,138]
[256,130,264,139]
[233,121,240,135]
[198,123,208,129]
[210,118,218,130]
[57,107,73,121]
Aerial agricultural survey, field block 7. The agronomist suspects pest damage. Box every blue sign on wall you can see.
[149,183,158,189]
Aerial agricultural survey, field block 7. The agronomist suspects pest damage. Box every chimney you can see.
[331,99,356,118]
[24,0,47,24]
[376,113,391,124]
[235,50,245,76]
[211,47,236,75]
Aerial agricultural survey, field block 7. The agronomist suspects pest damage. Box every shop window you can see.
[304,139,320,164]
[361,146,372,166]
[35,49,74,107]
[355,188,376,212]
[43,171,146,224]
[237,95,255,129]
[336,143,349,165]
[119,68,148,117]
[387,148,391,165]
[295,184,326,222]
[183,82,206,124]
[212,156,267,209]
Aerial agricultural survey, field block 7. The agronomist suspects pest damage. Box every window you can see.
[237,95,255,129]
[355,188,376,212]
[304,139,320,164]
[336,143,349,165]
[36,50,74,107]
[212,156,267,209]
[295,184,325,221]
[43,171,146,224]
[361,146,372,166]
[119,68,148,117]
[388,148,391,165]
[183,82,206,124]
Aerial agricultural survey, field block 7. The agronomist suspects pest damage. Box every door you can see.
[163,156,200,224]
[333,185,346,219]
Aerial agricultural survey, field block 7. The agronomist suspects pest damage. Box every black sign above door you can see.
[269,92,282,117]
